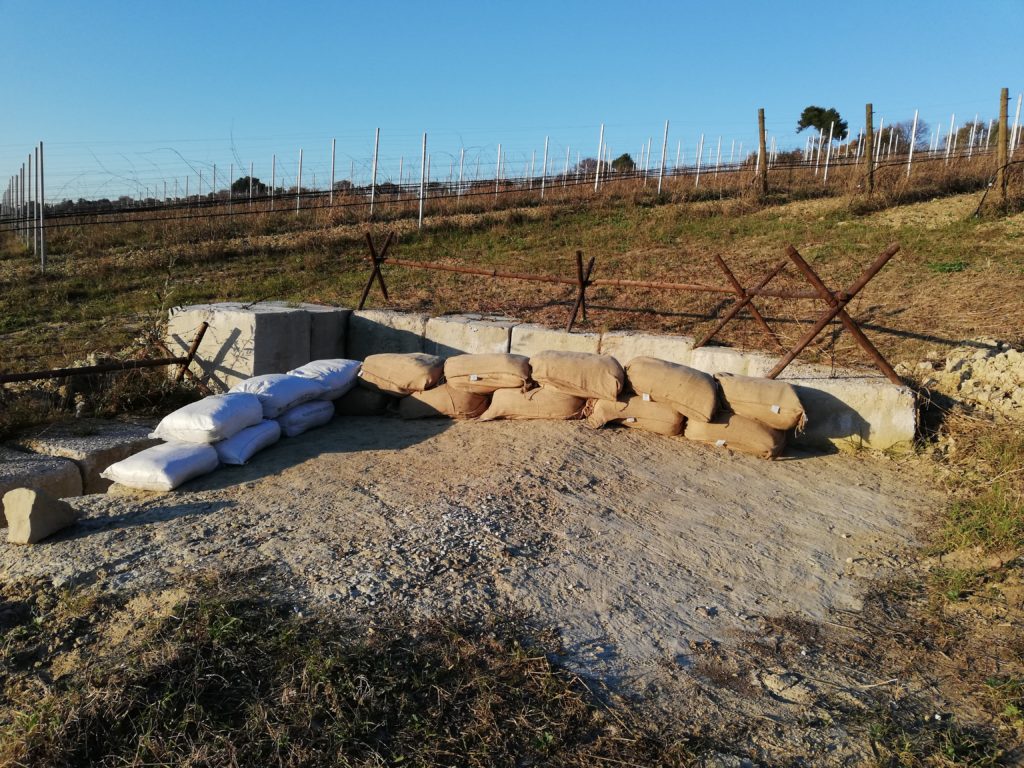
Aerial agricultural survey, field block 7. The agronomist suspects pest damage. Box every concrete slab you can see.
[423,314,516,358]
[510,324,601,357]
[167,303,312,390]
[0,447,83,513]
[600,331,694,367]
[10,420,160,494]
[347,310,428,360]
[690,346,755,376]
[263,302,351,361]
[789,376,917,452]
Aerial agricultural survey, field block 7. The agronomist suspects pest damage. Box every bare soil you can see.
[0,415,955,762]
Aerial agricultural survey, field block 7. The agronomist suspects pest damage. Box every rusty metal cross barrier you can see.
[356,231,902,384]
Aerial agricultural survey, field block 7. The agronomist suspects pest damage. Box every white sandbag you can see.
[229,374,327,419]
[214,420,281,465]
[276,400,335,437]
[100,442,219,491]
[287,359,361,400]
[151,392,264,443]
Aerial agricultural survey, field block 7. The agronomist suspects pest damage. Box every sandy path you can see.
[0,417,939,684]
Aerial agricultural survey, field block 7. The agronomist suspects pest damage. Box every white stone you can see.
[11,420,160,494]
[0,447,83,514]
[166,303,312,391]
[423,314,516,358]
[347,310,428,360]
[509,324,601,356]
[599,331,694,366]
[3,487,79,544]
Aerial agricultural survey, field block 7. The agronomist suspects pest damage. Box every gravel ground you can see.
[0,415,940,691]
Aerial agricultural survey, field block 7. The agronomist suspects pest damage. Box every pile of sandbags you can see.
[102,359,361,490]
[103,345,809,492]
[583,358,806,459]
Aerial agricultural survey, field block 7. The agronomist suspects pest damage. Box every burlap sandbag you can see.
[479,386,585,421]
[357,353,444,396]
[624,357,717,422]
[585,396,684,436]
[715,373,806,431]
[398,384,490,419]
[334,387,395,416]
[530,351,624,400]
[683,411,786,459]
[444,353,531,394]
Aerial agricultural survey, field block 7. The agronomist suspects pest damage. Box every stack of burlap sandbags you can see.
[585,357,806,459]
[480,351,620,421]
[354,352,531,420]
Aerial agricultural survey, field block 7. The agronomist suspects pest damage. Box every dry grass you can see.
[0,571,695,768]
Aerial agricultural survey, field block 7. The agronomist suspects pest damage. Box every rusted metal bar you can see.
[175,321,209,382]
[0,357,188,385]
[694,257,786,349]
[383,256,579,286]
[785,245,902,385]
[766,243,901,381]
[566,252,596,332]
[358,232,392,309]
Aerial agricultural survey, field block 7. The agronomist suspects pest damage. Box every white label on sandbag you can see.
[642,393,651,401]
[715,439,728,447]
[470,374,481,381]
[771,404,781,414]
[625,417,636,423]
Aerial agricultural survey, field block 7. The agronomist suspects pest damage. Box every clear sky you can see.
[1,0,1021,202]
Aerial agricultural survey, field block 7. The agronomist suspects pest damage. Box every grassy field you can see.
[1,173,1023,765]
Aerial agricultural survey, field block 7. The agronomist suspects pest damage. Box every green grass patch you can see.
[929,259,969,273]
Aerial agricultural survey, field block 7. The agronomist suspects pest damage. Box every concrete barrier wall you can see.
[167,304,917,452]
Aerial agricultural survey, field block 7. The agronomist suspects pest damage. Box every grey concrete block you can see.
[347,310,428,360]
[423,314,516,358]
[0,448,83,516]
[509,324,601,357]
[690,346,753,376]
[10,420,161,494]
[166,302,312,390]
[600,331,694,367]
[789,376,917,452]
[263,302,351,361]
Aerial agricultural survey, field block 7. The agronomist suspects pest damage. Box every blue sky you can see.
[1,0,1021,201]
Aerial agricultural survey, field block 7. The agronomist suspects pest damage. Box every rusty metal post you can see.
[357,231,394,309]
[175,321,210,382]
[695,257,786,349]
[566,251,595,332]
[766,243,901,381]
[784,245,902,384]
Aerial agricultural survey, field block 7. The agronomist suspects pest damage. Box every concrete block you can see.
[0,448,83,514]
[166,303,312,391]
[11,420,160,494]
[509,324,601,357]
[263,302,351,361]
[690,346,754,376]
[347,310,428,360]
[789,376,917,452]
[423,314,516,358]
[600,331,695,367]
[3,487,78,544]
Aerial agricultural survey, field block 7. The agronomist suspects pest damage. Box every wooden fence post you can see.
[757,108,768,197]
[864,103,874,194]
[997,87,1009,203]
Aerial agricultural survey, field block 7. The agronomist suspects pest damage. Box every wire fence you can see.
[2,96,1023,258]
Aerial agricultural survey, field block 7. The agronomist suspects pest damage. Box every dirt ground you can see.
[0,417,944,741]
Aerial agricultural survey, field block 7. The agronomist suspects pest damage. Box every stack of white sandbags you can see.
[102,359,360,490]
